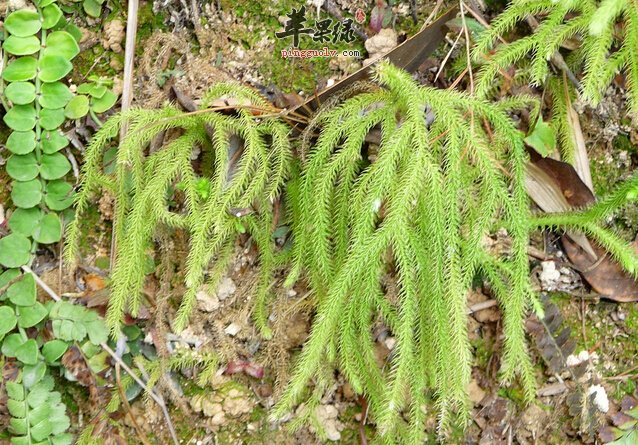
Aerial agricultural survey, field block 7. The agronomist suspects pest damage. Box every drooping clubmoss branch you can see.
[64,84,292,335]
[473,0,638,116]
[274,61,539,441]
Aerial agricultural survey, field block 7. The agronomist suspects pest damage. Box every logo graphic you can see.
[276,5,358,48]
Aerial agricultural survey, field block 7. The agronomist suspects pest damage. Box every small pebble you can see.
[225,323,241,336]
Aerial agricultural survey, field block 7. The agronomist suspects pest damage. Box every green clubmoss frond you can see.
[474,0,638,116]
[273,61,540,442]
[65,84,291,336]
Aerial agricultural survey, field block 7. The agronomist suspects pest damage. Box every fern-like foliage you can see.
[64,83,291,335]
[274,61,540,440]
[473,0,638,115]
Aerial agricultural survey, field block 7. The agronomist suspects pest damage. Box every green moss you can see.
[72,44,115,83]
[472,336,495,369]
[72,193,106,258]
[613,379,637,401]
[497,386,526,406]
[0,125,11,204]
[625,304,638,331]
[549,294,638,403]
[136,0,167,43]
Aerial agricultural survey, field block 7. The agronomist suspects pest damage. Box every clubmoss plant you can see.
[64,83,292,336]
[275,61,540,440]
[473,0,638,115]
[272,61,638,442]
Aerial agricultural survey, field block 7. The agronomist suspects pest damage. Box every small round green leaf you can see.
[6,131,36,155]
[31,418,54,441]
[42,4,63,29]
[65,23,83,43]
[8,207,43,236]
[42,340,68,363]
[36,0,57,6]
[87,320,108,345]
[7,273,36,306]
[40,153,71,180]
[6,380,24,402]
[5,82,36,105]
[78,83,107,98]
[43,31,80,60]
[0,306,17,337]
[11,179,43,208]
[25,383,49,408]
[91,85,108,99]
[4,10,41,37]
[22,361,46,388]
[65,95,89,119]
[39,107,66,130]
[33,213,62,244]
[45,180,74,211]
[39,82,73,108]
[0,269,21,290]
[15,339,39,365]
[3,35,41,56]
[6,153,39,181]
[38,55,73,83]
[83,0,103,18]
[0,234,32,267]
[9,411,28,432]
[18,302,48,328]
[91,90,118,113]
[2,333,24,357]
[524,120,556,157]
[42,130,69,154]
[2,57,37,82]
[3,104,36,131]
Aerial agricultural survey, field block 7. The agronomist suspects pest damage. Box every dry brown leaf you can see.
[526,150,638,301]
[563,237,638,302]
[525,158,597,259]
[566,103,593,190]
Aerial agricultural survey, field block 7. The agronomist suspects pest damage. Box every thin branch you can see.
[112,0,140,272]
[115,363,153,445]
[120,0,139,139]
[460,1,475,95]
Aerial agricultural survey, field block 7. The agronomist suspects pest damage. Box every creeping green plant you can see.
[0,1,116,443]
[0,268,108,444]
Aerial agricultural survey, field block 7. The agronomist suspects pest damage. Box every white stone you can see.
[384,337,396,350]
[365,28,398,58]
[196,289,220,312]
[217,277,237,301]
[566,350,590,367]
[539,261,561,287]
[313,405,342,441]
[588,384,609,413]
[225,323,241,336]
